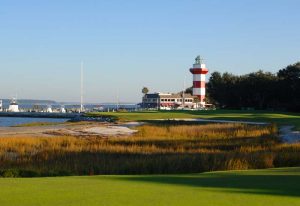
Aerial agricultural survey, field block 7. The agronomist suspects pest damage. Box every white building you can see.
[142,92,198,110]
[8,98,19,112]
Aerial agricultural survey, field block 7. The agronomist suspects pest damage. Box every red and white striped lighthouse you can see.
[189,56,208,107]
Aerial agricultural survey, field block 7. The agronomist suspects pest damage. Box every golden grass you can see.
[0,123,299,176]
[132,123,273,139]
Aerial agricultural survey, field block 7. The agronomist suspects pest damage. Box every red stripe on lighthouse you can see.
[190,68,208,74]
[193,81,201,87]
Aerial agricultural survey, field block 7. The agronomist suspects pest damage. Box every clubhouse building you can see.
[142,92,199,110]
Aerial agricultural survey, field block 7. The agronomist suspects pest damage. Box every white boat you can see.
[46,105,53,113]
[0,100,3,112]
[60,105,66,113]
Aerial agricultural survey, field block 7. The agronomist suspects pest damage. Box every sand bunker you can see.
[84,126,138,136]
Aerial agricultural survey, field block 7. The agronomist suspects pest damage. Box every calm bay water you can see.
[0,117,68,127]
[1,102,138,111]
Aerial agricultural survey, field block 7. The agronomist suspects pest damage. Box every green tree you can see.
[142,87,149,95]
[193,96,200,108]
[142,87,149,109]
[184,87,193,95]
[277,62,300,111]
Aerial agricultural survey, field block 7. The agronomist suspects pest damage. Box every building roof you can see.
[145,92,195,99]
[144,93,160,98]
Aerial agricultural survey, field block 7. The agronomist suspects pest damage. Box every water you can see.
[0,117,68,127]
[1,102,138,112]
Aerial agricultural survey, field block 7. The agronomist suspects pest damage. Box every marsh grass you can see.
[0,123,299,176]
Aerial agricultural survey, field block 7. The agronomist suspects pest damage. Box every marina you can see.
[0,99,138,114]
[0,100,138,127]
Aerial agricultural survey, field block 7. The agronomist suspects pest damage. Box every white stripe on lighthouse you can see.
[193,74,201,81]
[193,88,201,95]
[200,88,206,95]
[200,74,206,82]
[193,87,206,96]
[193,74,206,82]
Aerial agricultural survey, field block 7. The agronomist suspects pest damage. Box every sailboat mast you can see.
[183,76,186,107]
[80,61,84,112]
[116,89,119,111]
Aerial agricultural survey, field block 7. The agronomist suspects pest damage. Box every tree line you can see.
[207,62,300,111]
[186,62,300,112]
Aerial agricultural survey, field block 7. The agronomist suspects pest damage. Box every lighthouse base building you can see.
[142,92,199,110]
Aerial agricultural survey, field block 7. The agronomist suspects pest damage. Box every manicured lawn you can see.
[0,167,299,206]
[89,110,300,129]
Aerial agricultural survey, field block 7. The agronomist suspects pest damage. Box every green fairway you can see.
[90,110,300,129]
[0,167,299,206]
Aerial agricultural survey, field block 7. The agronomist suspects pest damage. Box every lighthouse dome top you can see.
[195,55,204,64]
[193,55,206,68]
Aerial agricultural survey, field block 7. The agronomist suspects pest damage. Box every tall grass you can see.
[0,123,299,177]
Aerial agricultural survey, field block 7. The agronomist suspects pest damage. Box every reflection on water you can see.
[0,117,68,127]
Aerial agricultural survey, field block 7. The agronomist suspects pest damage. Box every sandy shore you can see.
[0,122,140,138]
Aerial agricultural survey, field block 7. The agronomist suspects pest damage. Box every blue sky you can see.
[1,0,299,103]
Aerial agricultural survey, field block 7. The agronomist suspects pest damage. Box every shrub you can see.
[0,169,19,178]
